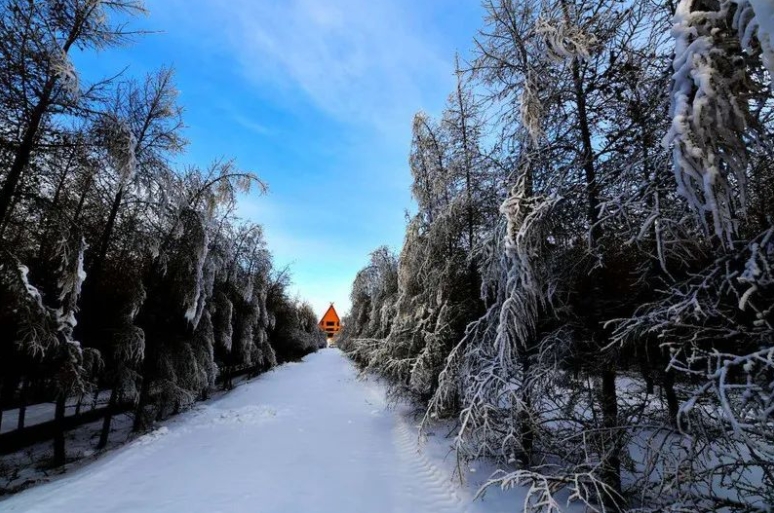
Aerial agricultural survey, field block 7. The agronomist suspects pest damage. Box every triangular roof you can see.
[319,304,340,325]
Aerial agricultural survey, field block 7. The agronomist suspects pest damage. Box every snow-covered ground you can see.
[0,349,529,513]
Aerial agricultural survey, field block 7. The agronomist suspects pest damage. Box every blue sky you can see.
[75,0,483,318]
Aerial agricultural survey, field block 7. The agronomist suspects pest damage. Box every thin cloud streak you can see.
[153,0,453,137]
[231,0,450,132]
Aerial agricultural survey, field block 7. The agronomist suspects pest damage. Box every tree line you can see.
[0,0,325,466]
[339,1,774,512]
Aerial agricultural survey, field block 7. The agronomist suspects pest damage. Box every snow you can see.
[747,0,774,74]
[17,265,43,308]
[0,350,536,513]
[665,0,749,246]
[49,48,80,100]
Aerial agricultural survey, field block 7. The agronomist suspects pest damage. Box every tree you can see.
[340,0,774,510]
[0,0,146,229]
[0,1,316,466]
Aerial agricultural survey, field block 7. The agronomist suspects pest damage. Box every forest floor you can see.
[0,349,533,513]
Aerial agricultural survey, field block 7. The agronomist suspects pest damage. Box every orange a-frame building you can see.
[319,304,341,339]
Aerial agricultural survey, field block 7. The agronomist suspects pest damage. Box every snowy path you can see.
[0,350,500,513]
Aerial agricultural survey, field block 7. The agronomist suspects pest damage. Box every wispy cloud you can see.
[237,0,450,130]
[231,113,274,136]
[155,0,452,137]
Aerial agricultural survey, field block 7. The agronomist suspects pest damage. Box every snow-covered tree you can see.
[340,1,774,511]
[0,1,314,465]
[0,0,147,229]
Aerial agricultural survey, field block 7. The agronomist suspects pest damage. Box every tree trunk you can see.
[17,377,28,430]
[517,354,534,467]
[0,377,18,433]
[133,383,148,432]
[561,5,619,503]
[92,187,124,284]
[0,193,23,240]
[97,386,118,449]
[455,59,475,252]
[133,360,153,432]
[0,14,85,228]
[600,369,623,511]
[571,62,601,246]
[663,369,680,427]
[644,371,654,395]
[0,68,64,229]
[641,350,655,395]
[518,396,534,467]
[53,394,67,466]
[37,151,78,261]
[0,382,4,433]
[0,95,52,227]
[560,5,620,505]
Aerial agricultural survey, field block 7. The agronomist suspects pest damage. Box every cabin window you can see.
[326,321,335,327]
